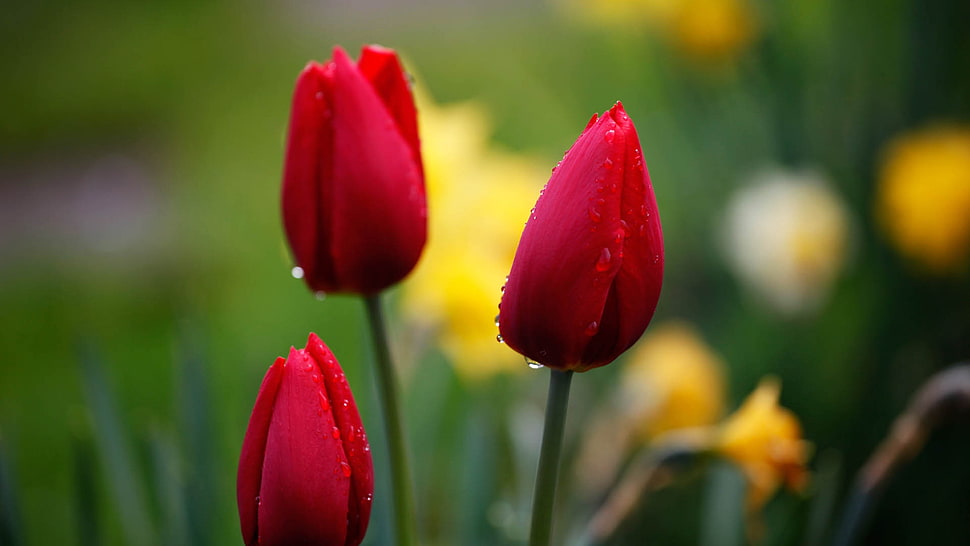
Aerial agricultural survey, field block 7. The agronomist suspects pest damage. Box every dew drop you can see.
[641,204,650,217]
[311,373,321,383]
[653,254,661,264]
[585,321,600,336]
[609,183,618,193]
[602,158,614,170]
[604,129,615,143]
[347,426,356,443]
[525,357,543,369]
[291,266,305,279]
[314,291,327,301]
[318,391,330,412]
[332,426,341,440]
[494,314,501,327]
[496,334,504,344]
[587,207,602,223]
[595,248,612,272]
[341,461,352,477]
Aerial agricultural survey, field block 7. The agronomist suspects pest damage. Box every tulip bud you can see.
[237,333,374,546]
[282,45,426,295]
[498,102,663,372]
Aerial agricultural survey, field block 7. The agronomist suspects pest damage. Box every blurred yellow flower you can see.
[671,0,757,61]
[877,126,970,273]
[559,0,757,62]
[722,169,851,315]
[716,378,810,510]
[619,321,726,439]
[400,94,544,381]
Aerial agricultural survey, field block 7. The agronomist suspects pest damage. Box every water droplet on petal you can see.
[311,373,321,383]
[291,266,305,279]
[341,461,352,477]
[588,207,602,223]
[653,254,661,264]
[332,426,341,440]
[347,426,356,442]
[595,248,612,272]
[318,391,330,412]
[585,321,600,336]
[604,129,615,143]
[496,334,504,344]
[494,314,501,327]
[525,357,543,369]
[603,158,614,170]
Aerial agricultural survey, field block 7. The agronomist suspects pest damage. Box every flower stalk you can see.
[529,369,574,546]
[364,294,417,546]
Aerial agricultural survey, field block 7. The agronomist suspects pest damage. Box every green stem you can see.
[529,369,574,546]
[363,294,416,546]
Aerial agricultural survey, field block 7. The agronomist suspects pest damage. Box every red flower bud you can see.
[237,333,374,546]
[282,45,426,295]
[498,102,663,372]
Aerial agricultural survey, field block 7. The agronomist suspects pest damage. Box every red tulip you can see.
[282,45,426,295]
[237,333,374,546]
[498,102,663,372]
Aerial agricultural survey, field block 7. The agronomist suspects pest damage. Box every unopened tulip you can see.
[237,333,374,546]
[282,45,426,295]
[498,102,663,372]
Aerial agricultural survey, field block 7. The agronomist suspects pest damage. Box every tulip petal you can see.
[357,45,423,180]
[306,333,374,545]
[605,103,663,358]
[500,103,663,371]
[281,61,337,289]
[236,358,284,546]
[328,46,427,293]
[257,347,352,545]
[501,111,626,369]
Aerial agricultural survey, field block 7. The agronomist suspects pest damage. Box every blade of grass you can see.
[0,436,22,546]
[77,342,155,546]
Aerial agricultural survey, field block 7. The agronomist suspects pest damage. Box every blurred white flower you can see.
[722,169,851,315]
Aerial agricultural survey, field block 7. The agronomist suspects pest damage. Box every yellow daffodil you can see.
[400,94,545,381]
[716,378,810,510]
[877,126,970,274]
[671,0,757,61]
[620,321,726,439]
[723,169,851,315]
[559,0,757,62]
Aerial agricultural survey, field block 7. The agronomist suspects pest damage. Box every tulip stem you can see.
[529,369,574,546]
[363,294,417,546]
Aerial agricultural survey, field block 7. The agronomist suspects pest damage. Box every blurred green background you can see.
[1,0,968,545]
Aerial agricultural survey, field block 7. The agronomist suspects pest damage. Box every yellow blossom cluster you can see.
[877,125,970,274]
[400,94,545,381]
[715,378,811,509]
[619,321,726,438]
[560,0,758,62]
